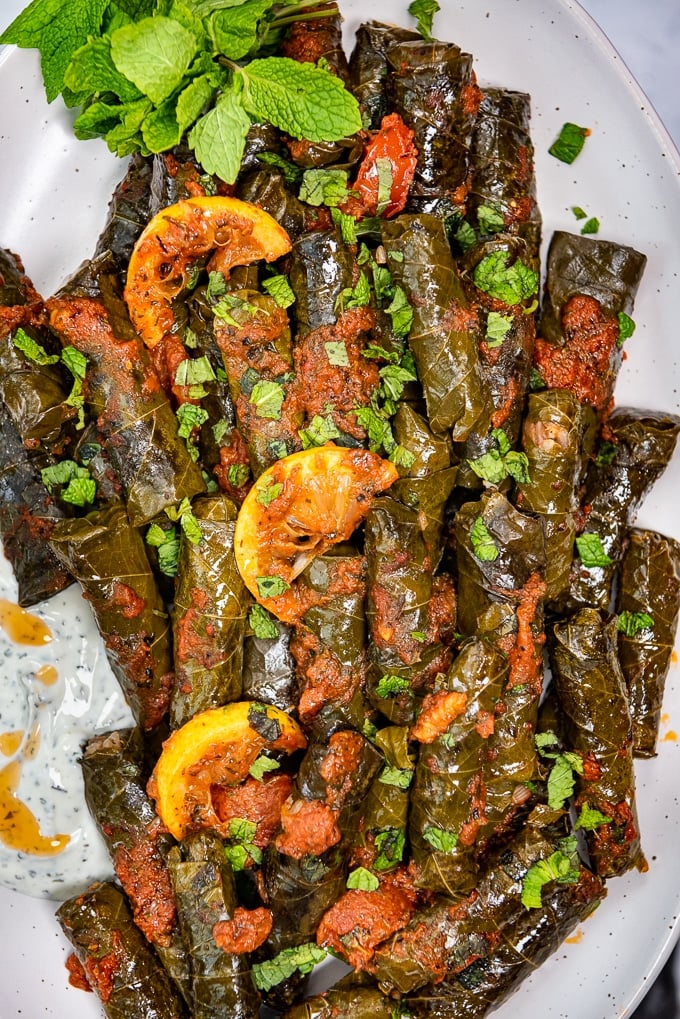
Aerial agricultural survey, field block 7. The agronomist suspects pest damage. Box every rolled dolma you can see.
[386,40,482,219]
[170,494,249,729]
[237,167,308,241]
[616,529,680,757]
[0,401,74,605]
[380,215,489,438]
[213,290,303,475]
[289,228,355,339]
[409,639,510,895]
[371,823,605,1002]
[283,981,398,1019]
[81,729,190,1001]
[93,152,155,272]
[351,725,412,880]
[534,231,647,415]
[391,404,458,571]
[466,88,542,266]
[242,616,299,715]
[568,407,680,609]
[47,254,206,526]
[348,21,420,131]
[453,235,538,487]
[515,389,597,602]
[262,731,381,1004]
[290,548,372,736]
[550,608,647,878]
[56,881,189,1019]
[167,830,262,1019]
[49,501,174,730]
[365,494,456,725]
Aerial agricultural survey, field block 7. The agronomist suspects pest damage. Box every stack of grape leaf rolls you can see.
[0,2,679,1018]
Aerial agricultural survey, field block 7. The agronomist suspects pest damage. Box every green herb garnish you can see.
[548,122,590,164]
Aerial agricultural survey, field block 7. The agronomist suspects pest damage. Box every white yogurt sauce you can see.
[0,557,134,900]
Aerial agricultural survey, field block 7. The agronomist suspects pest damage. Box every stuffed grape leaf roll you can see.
[170,494,249,729]
[616,529,680,757]
[56,881,189,1019]
[49,501,174,730]
[549,608,647,878]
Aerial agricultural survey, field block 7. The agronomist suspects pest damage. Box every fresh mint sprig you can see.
[1,0,362,184]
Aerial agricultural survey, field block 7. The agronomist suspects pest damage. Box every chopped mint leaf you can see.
[376,674,410,699]
[256,479,284,507]
[455,219,477,252]
[470,516,499,562]
[146,522,180,577]
[249,603,279,640]
[346,867,380,892]
[262,274,295,309]
[252,943,327,992]
[331,207,358,245]
[575,533,613,568]
[485,311,512,348]
[379,766,413,790]
[298,167,350,208]
[548,122,590,164]
[575,803,613,831]
[373,828,405,872]
[472,251,538,305]
[375,157,393,216]
[324,341,350,368]
[477,203,505,234]
[571,206,587,220]
[250,380,285,420]
[521,836,580,909]
[176,403,209,439]
[11,328,59,365]
[249,754,280,781]
[580,216,599,235]
[227,463,250,488]
[385,286,413,338]
[299,413,341,449]
[256,575,290,599]
[423,826,458,853]
[617,312,636,347]
[408,0,440,41]
[206,271,227,300]
[256,150,303,185]
[595,440,618,466]
[617,611,654,637]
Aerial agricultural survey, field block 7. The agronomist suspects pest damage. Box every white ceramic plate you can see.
[1,1,680,1016]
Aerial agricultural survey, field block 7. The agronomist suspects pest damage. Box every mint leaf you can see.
[485,311,512,348]
[103,97,153,156]
[472,251,538,305]
[249,754,280,781]
[176,403,209,439]
[325,341,349,368]
[408,0,440,40]
[11,328,59,365]
[617,610,654,637]
[73,99,126,141]
[423,826,458,853]
[262,274,295,309]
[575,803,613,831]
[256,479,283,507]
[64,36,142,102]
[176,72,218,134]
[256,575,290,599]
[373,828,405,872]
[299,168,350,208]
[0,0,110,102]
[250,380,284,420]
[61,476,97,507]
[617,312,636,347]
[142,97,182,152]
[208,0,276,60]
[575,533,613,568]
[379,766,413,790]
[549,122,590,164]
[580,216,599,235]
[376,674,410,699]
[477,203,505,234]
[146,523,180,577]
[470,516,499,562]
[330,207,358,245]
[385,286,413,337]
[240,57,362,143]
[346,867,380,891]
[521,836,580,909]
[189,86,251,184]
[249,603,279,639]
[252,944,327,992]
[110,16,198,105]
[546,754,577,810]
[467,449,506,485]
[299,414,341,449]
